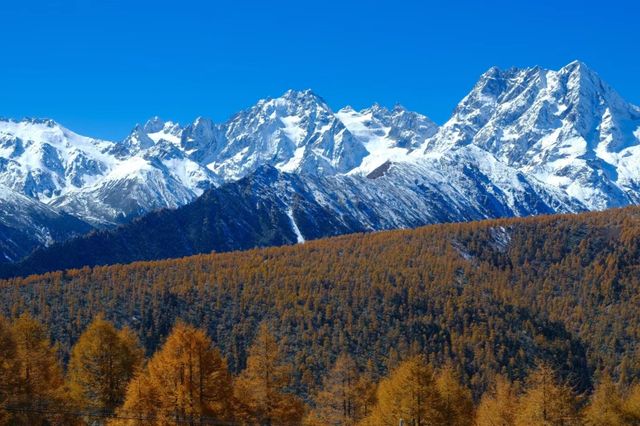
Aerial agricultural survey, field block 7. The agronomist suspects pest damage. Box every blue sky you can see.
[1,0,638,140]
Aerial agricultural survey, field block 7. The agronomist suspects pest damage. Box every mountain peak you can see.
[143,116,167,134]
[193,116,213,127]
[277,89,330,109]
[25,117,58,127]
[368,102,388,114]
[0,117,59,128]
[558,60,614,93]
[428,59,640,209]
[360,103,410,117]
[558,59,602,83]
[482,65,502,77]
[477,64,545,82]
[282,88,317,98]
[562,59,590,72]
[247,89,331,117]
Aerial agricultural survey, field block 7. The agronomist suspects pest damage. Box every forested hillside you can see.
[2,207,640,418]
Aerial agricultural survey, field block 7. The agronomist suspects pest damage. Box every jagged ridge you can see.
[0,61,639,267]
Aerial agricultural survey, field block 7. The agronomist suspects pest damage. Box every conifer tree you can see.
[475,375,518,426]
[434,365,473,426]
[10,314,66,425]
[353,365,377,421]
[0,316,17,425]
[622,382,640,423]
[362,356,444,426]
[67,315,143,414]
[113,321,235,425]
[305,353,362,426]
[234,322,305,425]
[514,364,580,426]
[109,372,158,425]
[583,375,626,426]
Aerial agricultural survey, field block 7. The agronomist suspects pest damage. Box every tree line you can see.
[2,313,640,425]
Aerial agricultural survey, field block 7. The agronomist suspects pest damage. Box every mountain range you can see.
[1,60,639,274]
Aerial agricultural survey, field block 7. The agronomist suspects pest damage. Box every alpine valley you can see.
[2,60,640,275]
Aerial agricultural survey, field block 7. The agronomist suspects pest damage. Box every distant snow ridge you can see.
[0,60,639,262]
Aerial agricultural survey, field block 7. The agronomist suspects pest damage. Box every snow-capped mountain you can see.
[1,60,640,268]
[0,185,91,263]
[133,90,370,180]
[0,118,114,200]
[0,117,216,226]
[337,103,438,150]
[426,60,640,210]
[206,89,369,179]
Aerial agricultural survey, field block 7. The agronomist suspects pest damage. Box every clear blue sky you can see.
[1,0,638,140]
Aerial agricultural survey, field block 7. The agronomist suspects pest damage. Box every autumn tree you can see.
[112,321,235,425]
[622,382,640,423]
[0,315,17,425]
[234,322,305,425]
[353,363,377,421]
[362,356,444,426]
[67,315,143,414]
[434,365,473,426]
[8,314,66,425]
[515,364,580,426]
[305,353,364,426]
[475,375,519,426]
[583,375,626,425]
